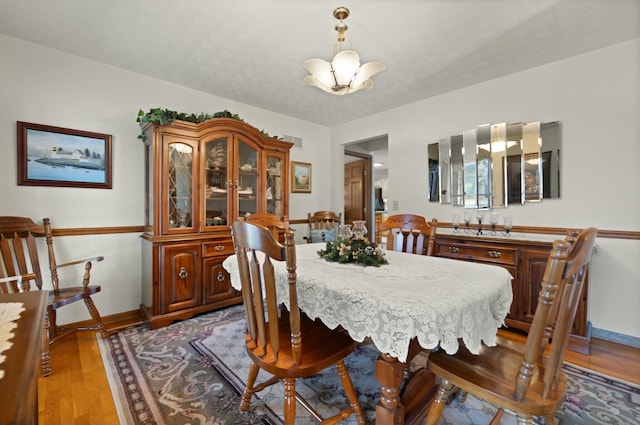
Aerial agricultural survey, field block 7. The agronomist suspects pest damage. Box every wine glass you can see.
[489,212,499,235]
[463,211,472,232]
[503,216,513,237]
[452,214,461,233]
[476,211,485,235]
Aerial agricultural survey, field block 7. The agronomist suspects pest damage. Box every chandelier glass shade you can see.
[303,7,385,95]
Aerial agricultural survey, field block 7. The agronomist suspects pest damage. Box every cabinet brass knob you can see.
[215,245,225,251]
[448,246,459,253]
[178,267,188,279]
[217,272,225,282]
[488,250,502,258]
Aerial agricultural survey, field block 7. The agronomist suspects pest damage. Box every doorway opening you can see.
[343,135,388,241]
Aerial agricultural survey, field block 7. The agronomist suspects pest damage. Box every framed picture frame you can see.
[17,121,112,189]
[291,161,311,193]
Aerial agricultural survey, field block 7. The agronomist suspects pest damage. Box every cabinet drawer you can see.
[435,242,518,267]
[203,239,235,257]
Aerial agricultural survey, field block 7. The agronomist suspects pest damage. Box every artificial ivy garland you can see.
[318,238,388,267]
[136,108,280,142]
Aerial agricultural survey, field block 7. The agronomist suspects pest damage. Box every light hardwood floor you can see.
[38,328,640,425]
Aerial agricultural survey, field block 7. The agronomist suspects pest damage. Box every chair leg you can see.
[240,362,260,412]
[283,377,296,425]
[424,379,456,425]
[335,359,366,425]
[41,312,52,377]
[49,308,58,339]
[84,295,110,338]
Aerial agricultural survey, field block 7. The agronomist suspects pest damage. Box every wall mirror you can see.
[428,121,560,208]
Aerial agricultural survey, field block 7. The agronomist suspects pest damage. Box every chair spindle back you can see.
[516,227,597,400]
[377,214,438,255]
[0,216,47,292]
[231,221,301,364]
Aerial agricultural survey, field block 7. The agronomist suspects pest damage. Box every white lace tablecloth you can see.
[223,243,513,362]
[0,302,25,380]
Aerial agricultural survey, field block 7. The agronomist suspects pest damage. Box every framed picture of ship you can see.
[17,121,112,189]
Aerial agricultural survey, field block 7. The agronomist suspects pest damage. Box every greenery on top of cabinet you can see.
[136,108,280,142]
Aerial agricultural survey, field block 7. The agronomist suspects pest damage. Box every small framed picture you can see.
[291,161,311,193]
[17,121,112,189]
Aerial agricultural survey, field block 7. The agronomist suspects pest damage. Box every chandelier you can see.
[303,7,385,95]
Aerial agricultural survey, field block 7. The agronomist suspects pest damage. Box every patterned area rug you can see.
[98,305,640,425]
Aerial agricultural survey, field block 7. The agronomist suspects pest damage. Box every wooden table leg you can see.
[375,352,405,425]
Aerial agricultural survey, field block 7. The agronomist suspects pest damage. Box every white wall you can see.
[0,34,331,323]
[331,39,640,340]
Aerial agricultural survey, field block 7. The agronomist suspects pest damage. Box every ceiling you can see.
[1,0,638,127]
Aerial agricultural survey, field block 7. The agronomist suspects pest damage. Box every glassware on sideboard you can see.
[503,216,513,236]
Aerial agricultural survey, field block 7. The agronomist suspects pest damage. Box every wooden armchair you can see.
[424,227,597,425]
[0,216,109,376]
[377,214,437,255]
[230,221,365,425]
[305,210,341,243]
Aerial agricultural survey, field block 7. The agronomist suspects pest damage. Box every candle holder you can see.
[337,224,353,239]
[352,220,367,239]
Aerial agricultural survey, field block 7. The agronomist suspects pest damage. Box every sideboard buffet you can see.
[140,118,293,329]
[435,231,590,353]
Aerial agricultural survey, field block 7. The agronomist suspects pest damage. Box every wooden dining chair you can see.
[305,210,341,243]
[242,212,286,241]
[424,227,598,425]
[0,216,109,377]
[377,214,437,255]
[230,221,365,425]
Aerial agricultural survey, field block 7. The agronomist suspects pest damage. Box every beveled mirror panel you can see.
[429,121,560,208]
[450,134,464,206]
[476,124,491,209]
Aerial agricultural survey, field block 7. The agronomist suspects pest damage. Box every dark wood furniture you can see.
[435,231,591,353]
[305,210,341,243]
[140,118,293,329]
[425,228,597,425]
[243,212,286,242]
[377,214,438,256]
[0,216,109,376]
[0,290,48,425]
[230,221,365,425]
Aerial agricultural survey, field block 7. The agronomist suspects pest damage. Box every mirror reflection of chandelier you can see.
[303,7,385,95]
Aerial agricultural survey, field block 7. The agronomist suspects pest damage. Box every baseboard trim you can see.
[65,308,145,333]
[592,328,640,348]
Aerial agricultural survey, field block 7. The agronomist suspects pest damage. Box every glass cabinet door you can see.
[166,137,196,231]
[266,153,284,216]
[235,137,258,219]
[203,136,230,227]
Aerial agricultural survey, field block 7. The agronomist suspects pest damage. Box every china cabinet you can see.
[140,118,292,328]
[435,232,590,353]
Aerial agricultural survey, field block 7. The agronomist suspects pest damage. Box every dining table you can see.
[223,242,513,425]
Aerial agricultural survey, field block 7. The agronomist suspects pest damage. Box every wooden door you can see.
[344,159,365,224]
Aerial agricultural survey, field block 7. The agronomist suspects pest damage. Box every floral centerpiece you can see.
[318,237,388,267]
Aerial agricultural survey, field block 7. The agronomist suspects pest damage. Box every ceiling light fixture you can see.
[303,7,385,95]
